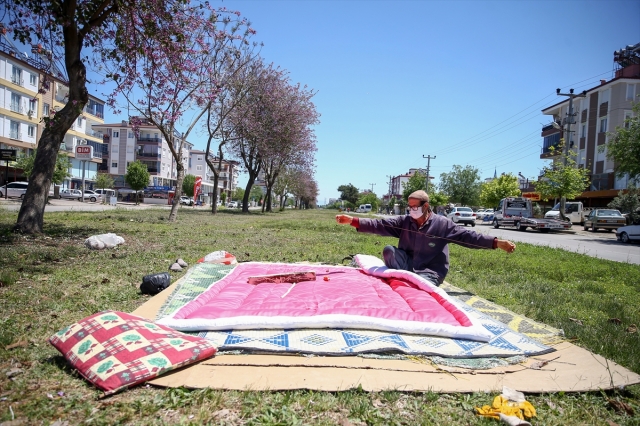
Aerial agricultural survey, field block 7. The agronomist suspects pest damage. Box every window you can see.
[77,117,82,127]
[28,100,36,113]
[127,162,131,167]
[27,126,35,137]
[600,118,607,133]
[30,74,37,85]
[128,132,134,138]
[10,93,21,113]
[43,103,50,116]
[127,145,134,153]
[627,84,636,101]
[112,145,119,153]
[11,67,22,85]
[581,124,586,138]
[196,165,203,171]
[10,121,20,139]
[625,111,633,129]
[113,131,119,138]
[111,162,118,168]
[197,156,203,161]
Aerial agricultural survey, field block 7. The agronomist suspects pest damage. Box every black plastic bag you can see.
[140,272,171,295]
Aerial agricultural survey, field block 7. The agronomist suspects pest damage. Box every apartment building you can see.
[0,35,105,188]
[199,153,240,198]
[541,42,640,207]
[94,117,193,191]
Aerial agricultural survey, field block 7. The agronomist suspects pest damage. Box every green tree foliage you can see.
[606,101,640,181]
[124,161,150,205]
[428,191,449,209]
[480,173,521,208]
[16,150,71,185]
[401,170,426,201]
[438,165,482,206]
[221,192,227,204]
[182,175,196,197]
[233,187,245,202]
[608,183,640,224]
[357,192,378,212]
[95,173,114,191]
[337,184,359,205]
[534,145,590,218]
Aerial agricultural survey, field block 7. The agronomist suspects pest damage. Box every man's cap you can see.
[408,190,429,203]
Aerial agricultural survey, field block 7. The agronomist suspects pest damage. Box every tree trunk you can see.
[242,173,257,213]
[210,174,219,214]
[168,162,185,222]
[15,58,88,233]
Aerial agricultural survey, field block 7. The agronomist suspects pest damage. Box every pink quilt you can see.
[157,255,492,342]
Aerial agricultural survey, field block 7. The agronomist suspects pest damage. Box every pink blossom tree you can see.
[101,4,257,221]
[259,80,319,212]
[227,63,284,213]
[6,0,124,233]
[228,63,319,213]
[203,54,262,214]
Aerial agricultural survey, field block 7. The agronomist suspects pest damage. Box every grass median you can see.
[0,207,638,425]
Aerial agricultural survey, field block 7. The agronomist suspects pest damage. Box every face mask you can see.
[409,207,424,219]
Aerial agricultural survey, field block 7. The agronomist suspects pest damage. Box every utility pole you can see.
[369,183,376,193]
[422,155,436,193]
[386,175,393,197]
[555,88,587,220]
[556,88,586,166]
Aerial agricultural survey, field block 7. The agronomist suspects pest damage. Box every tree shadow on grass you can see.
[0,222,105,245]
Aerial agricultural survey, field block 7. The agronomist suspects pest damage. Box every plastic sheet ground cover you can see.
[155,261,554,358]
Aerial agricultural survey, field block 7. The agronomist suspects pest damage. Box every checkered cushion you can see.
[49,311,217,395]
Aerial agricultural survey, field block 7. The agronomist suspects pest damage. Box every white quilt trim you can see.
[157,258,493,342]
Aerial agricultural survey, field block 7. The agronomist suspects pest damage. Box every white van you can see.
[94,188,116,198]
[357,204,372,213]
[544,201,585,225]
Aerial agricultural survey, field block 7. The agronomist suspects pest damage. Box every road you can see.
[470,221,640,265]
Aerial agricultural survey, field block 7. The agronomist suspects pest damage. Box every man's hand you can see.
[336,214,353,225]
[496,239,516,253]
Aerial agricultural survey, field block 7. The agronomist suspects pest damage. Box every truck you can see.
[543,201,585,225]
[492,197,572,233]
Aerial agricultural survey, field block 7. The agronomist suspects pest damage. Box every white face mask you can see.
[409,207,424,219]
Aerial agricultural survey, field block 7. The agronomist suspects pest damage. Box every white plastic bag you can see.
[84,233,125,250]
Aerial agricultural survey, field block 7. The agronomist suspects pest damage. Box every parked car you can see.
[59,189,83,200]
[227,201,238,208]
[447,207,476,226]
[477,208,494,220]
[81,190,102,202]
[616,224,640,243]
[179,196,194,206]
[583,209,626,232]
[0,181,29,199]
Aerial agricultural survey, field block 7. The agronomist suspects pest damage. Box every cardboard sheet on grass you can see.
[132,264,640,393]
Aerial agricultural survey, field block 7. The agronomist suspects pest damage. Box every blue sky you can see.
[107,0,640,204]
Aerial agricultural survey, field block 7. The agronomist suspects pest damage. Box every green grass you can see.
[0,207,639,425]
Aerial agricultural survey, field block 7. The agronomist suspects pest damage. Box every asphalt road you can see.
[465,221,640,265]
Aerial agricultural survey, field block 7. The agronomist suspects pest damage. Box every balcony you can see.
[86,130,104,139]
[10,131,21,140]
[540,143,561,158]
[137,151,161,159]
[138,137,162,143]
[11,76,23,86]
[10,103,23,114]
